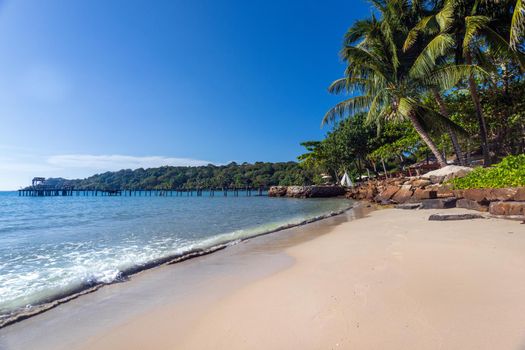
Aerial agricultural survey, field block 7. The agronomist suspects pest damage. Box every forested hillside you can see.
[39,162,315,190]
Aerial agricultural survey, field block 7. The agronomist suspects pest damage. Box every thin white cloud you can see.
[47,154,214,171]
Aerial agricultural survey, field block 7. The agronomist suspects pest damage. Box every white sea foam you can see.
[0,193,351,321]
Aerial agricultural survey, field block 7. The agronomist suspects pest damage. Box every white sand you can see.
[80,208,525,349]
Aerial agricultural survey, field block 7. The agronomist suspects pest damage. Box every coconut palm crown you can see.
[323,0,476,167]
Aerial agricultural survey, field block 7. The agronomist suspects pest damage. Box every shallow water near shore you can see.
[0,191,351,325]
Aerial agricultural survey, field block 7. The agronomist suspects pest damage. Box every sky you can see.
[0,0,370,189]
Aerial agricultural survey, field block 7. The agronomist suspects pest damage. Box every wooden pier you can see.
[19,187,266,197]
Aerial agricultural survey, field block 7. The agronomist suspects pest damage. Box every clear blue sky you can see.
[0,0,370,189]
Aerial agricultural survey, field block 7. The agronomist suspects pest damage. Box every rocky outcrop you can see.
[343,167,524,218]
[422,165,474,184]
[268,185,346,198]
[489,201,525,216]
[457,188,524,202]
[413,188,437,200]
[374,185,400,204]
[391,185,414,204]
[456,198,489,212]
[268,186,288,197]
[420,197,457,209]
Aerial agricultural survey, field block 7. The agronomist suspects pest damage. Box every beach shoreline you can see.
[85,208,525,350]
[0,200,370,350]
[0,199,356,330]
[2,205,524,350]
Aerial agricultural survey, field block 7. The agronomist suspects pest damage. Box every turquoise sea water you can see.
[0,191,351,322]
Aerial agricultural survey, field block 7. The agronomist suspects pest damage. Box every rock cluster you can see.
[268,185,346,198]
[454,188,525,216]
[345,166,525,218]
[345,176,452,205]
[269,166,525,219]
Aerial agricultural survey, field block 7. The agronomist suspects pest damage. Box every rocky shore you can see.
[269,166,525,220]
[268,185,346,198]
[346,166,525,219]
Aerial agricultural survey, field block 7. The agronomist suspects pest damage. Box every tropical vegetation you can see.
[300,0,525,182]
[449,154,525,188]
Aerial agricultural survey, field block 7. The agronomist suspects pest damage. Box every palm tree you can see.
[501,0,525,48]
[324,0,470,168]
[405,0,524,165]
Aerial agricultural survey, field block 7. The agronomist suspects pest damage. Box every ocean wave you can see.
[0,196,353,328]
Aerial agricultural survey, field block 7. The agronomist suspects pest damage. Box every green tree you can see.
[324,0,468,167]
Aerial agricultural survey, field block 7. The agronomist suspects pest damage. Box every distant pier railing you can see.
[18,187,267,197]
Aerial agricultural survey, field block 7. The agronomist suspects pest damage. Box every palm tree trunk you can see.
[408,112,447,168]
[465,52,491,166]
[432,89,465,165]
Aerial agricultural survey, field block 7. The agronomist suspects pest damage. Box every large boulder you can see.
[485,188,519,201]
[420,197,457,209]
[411,179,432,187]
[308,185,346,198]
[282,185,346,198]
[428,213,485,221]
[374,185,400,204]
[462,188,491,202]
[286,186,310,198]
[414,188,437,200]
[391,185,414,204]
[456,198,489,212]
[515,187,525,201]
[422,165,474,184]
[489,201,525,216]
[268,186,288,197]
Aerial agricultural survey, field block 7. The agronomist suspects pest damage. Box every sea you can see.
[0,191,351,324]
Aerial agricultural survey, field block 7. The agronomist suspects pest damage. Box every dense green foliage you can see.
[449,154,525,188]
[299,114,421,182]
[41,162,315,190]
[300,0,525,182]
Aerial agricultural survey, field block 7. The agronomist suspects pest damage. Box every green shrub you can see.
[449,154,525,189]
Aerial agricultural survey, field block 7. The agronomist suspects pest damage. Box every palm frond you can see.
[435,0,454,32]
[340,46,390,80]
[415,104,468,136]
[322,95,373,125]
[463,15,492,55]
[482,24,525,70]
[409,33,455,78]
[422,64,488,91]
[510,0,525,49]
[403,15,436,51]
[327,77,370,95]
[366,89,387,123]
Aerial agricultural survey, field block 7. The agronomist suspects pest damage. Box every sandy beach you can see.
[2,207,525,350]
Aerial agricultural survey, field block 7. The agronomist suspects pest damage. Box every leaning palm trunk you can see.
[432,89,466,165]
[465,52,491,166]
[408,112,447,168]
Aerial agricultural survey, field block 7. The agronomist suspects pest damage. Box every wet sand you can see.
[2,206,525,350]
[0,204,369,350]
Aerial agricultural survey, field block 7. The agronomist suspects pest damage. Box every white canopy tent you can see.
[340,172,353,188]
